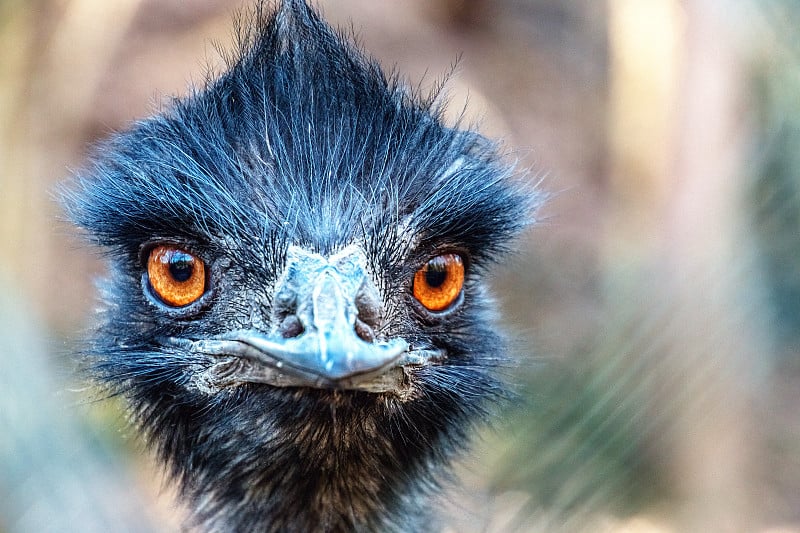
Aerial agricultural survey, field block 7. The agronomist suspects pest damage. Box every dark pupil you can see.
[424,258,448,288]
[168,252,195,283]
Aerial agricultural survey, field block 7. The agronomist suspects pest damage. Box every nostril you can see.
[354,281,384,333]
[354,318,376,343]
[278,315,304,338]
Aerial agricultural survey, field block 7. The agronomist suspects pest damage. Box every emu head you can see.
[64,1,536,531]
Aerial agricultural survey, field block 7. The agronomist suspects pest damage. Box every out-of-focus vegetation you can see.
[750,2,800,350]
[0,1,798,531]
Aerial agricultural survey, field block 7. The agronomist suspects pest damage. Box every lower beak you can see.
[219,328,408,383]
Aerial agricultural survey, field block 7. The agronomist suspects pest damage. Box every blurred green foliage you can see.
[492,291,673,528]
[750,1,800,350]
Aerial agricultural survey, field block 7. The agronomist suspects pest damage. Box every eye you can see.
[146,245,206,307]
[412,253,465,312]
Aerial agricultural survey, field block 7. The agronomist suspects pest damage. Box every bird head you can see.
[63,0,538,529]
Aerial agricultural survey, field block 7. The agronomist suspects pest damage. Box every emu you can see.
[64,1,536,531]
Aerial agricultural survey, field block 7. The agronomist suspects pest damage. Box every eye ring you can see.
[146,245,207,308]
[412,253,465,312]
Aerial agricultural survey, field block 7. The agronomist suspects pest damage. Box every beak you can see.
[188,245,409,389]
[233,266,407,381]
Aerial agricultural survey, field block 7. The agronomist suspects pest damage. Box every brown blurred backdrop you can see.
[1,0,798,531]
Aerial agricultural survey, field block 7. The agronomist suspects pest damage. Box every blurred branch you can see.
[606,0,684,256]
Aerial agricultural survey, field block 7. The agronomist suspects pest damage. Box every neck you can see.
[142,386,465,532]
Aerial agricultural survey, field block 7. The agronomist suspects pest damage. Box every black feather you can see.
[63,1,541,531]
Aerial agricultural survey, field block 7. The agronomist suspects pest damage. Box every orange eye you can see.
[147,245,206,307]
[412,253,465,312]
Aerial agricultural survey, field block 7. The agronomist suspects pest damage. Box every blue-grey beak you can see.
[186,245,410,389]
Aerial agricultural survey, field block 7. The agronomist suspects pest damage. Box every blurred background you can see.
[1,0,798,531]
